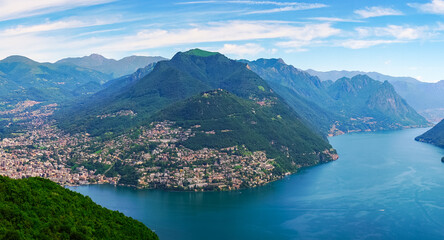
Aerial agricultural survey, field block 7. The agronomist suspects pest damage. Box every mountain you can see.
[57,54,167,78]
[0,176,158,239]
[415,119,444,148]
[244,58,339,135]
[244,59,428,136]
[306,69,444,122]
[305,69,420,83]
[327,75,429,131]
[54,49,338,188]
[56,49,287,136]
[0,55,112,104]
[154,89,337,173]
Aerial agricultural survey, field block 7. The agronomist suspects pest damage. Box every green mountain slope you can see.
[57,54,167,78]
[154,89,337,172]
[56,49,282,136]
[415,120,444,148]
[0,176,158,240]
[0,55,112,104]
[244,58,340,135]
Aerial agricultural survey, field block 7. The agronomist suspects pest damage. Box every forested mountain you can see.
[56,49,291,136]
[57,54,167,78]
[416,119,444,148]
[245,59,429,136]
[53,49,338,186]
[306,69,444,122]
[154,89,337,173]
[0,55,112,104]
[0,176,158,239]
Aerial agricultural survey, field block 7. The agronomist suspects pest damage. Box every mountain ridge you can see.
[57,54,167,78]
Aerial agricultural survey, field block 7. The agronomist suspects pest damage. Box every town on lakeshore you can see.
[0,101,283,191]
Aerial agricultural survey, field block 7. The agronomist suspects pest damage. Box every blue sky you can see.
[1,0,444,82]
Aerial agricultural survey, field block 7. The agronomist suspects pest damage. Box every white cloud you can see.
[217,43,265,56]
[179,1,326,6]
[0,20,341,61]
[356,25,430,40]
[340,39,402,49]
[307,17,363,23]
[0,18,121,36]
[408,0,444,14]
[0,0,114,21]
[96,21,341,53]
[354,6,403,18]
[246,4,327,14]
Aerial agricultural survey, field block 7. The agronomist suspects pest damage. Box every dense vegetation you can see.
[416,119,444,148]
[154,89,336,173]
[0,176,158,240]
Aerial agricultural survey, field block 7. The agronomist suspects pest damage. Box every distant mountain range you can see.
[416,119,444,148]
[245,59,428,136]
[0,54,166,105]
[57,54,167,78]
[306,69,444,122]
[0,55,111,104]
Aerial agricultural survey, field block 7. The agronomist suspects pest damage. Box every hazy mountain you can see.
[0,55,112,104]
[305,69,420,83]
[328,75,429,130]
[57,54,167,78]
[245,60,429,135]
[0,176,158,239]
[416,119,444,148]
[306,69,444,122]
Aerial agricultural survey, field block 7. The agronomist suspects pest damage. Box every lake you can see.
[70,128,444,240]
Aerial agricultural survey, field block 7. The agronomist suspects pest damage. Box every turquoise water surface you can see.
[70,128,444,239]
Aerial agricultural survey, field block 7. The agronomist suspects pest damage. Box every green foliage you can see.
[184,49,219,57]
[105,161,140,186]
[0,176,158,240]
[81,161,110,175]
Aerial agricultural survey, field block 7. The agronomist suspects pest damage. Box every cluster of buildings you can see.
[0,102,280,191]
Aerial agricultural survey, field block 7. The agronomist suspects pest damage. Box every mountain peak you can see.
[183,49,219,57]
[1,55,38,64]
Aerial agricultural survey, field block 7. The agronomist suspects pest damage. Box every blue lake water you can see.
[70,128,444,239]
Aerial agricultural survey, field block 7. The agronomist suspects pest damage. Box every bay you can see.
[70,128,444,239]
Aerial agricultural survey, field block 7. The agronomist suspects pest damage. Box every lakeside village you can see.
[0,101,281,191]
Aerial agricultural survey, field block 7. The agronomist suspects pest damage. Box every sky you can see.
[0,0,444,82]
